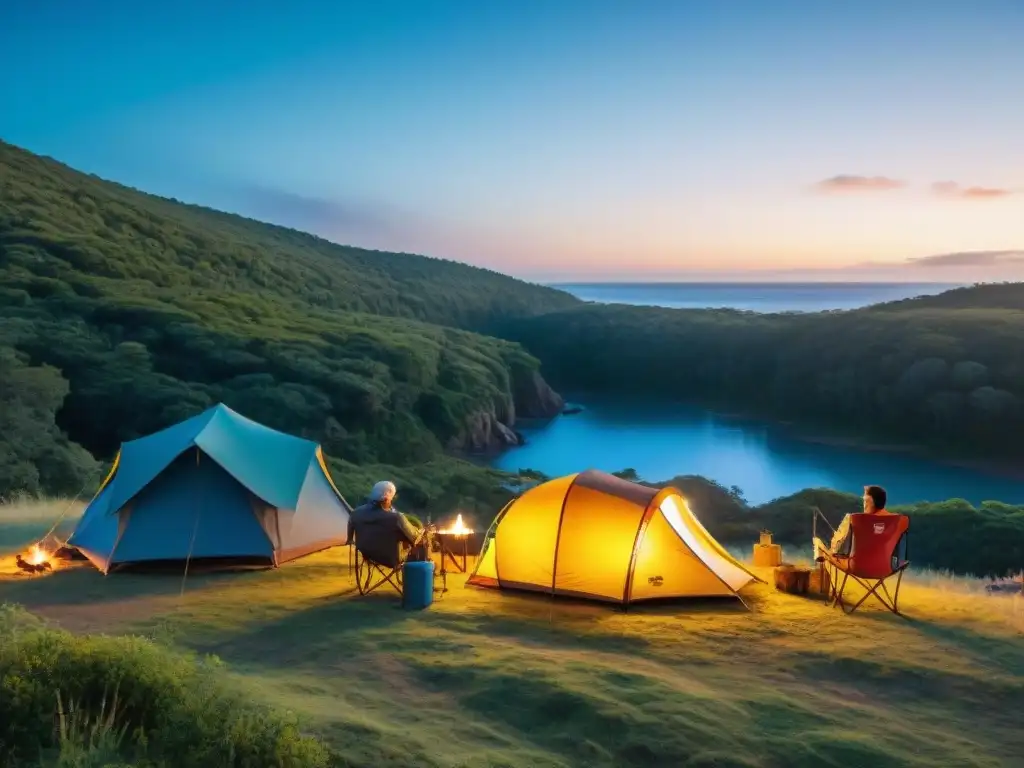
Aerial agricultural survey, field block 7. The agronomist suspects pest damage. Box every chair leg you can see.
[824,560,848,610]
[822,561,836,605]
[355,550,367,595]
[353,549,409,598]
[841,570,906,615]
[890,569,905,615]
[880,573,905,618]
[832,570,852,611]
[843,578,880,614]
[355,550,388,596]
[363,566,402,595]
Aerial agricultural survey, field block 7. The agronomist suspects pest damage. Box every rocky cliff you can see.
[449,367,564,454]
[512,369,565,420]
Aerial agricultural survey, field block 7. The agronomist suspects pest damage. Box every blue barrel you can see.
[402,560,435,610]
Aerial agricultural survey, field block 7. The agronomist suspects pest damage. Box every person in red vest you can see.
[816,484,891,559]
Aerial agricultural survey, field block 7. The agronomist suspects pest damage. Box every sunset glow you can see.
[3,2,1022,281]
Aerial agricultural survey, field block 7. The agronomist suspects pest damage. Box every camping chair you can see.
[817,512,910,615]
[350,516,429,597]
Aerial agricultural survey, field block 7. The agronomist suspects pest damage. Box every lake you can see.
[553,282,962,313]
[491,398,1024,506]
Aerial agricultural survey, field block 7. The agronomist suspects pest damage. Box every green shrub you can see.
[0,605,329,767]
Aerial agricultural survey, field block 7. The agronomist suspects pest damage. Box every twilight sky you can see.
[2,1,1023,282]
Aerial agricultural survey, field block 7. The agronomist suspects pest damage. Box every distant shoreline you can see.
[548,280,963,287]
[544,281,966,314]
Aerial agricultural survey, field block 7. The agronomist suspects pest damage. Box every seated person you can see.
[814,484,892,561]
[348,480,428,564]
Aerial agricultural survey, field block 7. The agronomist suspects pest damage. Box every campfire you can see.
[434,513,476,581]
[16,544,53,573]
[438,513,473,537]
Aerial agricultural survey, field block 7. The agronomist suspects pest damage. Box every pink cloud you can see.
[931,181,1014,199]
[813,174,907,193]
[906,249,1024,267]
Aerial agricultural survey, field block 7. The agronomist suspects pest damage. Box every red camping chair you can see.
[820,513,910,615]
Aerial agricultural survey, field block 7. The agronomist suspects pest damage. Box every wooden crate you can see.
[773,564,810,594]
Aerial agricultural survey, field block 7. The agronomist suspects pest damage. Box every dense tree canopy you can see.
[501,298,1024,458]
[0,140,574,501]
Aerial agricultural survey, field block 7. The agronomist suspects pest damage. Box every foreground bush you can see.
[0,605,330,767]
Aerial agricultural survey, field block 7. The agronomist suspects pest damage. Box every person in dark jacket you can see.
[348,481,427,564]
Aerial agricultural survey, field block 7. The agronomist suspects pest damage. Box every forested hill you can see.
[499,291,1024,460]
[0,141,577,330]
[0,141,574,501]
[874,281,1024,312]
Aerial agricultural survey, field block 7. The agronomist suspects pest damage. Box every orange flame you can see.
[25,545,49,566]
[439,513,473,536]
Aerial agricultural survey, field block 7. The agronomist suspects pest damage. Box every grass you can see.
[1,605,331,767]
[2,500,1022,767]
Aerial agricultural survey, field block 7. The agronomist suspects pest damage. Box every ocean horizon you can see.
[550,281,964,313]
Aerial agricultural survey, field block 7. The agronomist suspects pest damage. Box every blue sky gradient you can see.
[3,1,1023,281]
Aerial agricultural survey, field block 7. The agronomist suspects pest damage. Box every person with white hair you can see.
[369,480,397,507]
[347,479,425,559]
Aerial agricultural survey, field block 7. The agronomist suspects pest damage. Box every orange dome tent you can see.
[468,470,761,606]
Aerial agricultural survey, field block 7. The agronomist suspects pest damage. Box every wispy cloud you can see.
[234,185,392,238]
[218,182,468,261]
[813,174,907,193]
[931,181,1014,200]
[906,249,1024,268]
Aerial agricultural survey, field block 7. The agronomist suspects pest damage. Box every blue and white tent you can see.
[68,404,352,573]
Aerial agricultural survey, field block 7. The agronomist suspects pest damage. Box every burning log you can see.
[15,545,53,574]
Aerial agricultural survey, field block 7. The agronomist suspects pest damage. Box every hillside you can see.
[0,141,576,501]
[498,295,1024,459]
[0,141,578,329]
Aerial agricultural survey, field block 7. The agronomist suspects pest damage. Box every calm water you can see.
[553,282,962,313]
[492,398,1024,506]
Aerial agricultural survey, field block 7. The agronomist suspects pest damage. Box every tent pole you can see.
[180,447,202,598]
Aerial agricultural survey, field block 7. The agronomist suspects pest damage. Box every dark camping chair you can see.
[818,512,910,615]
[349,513,428,597]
